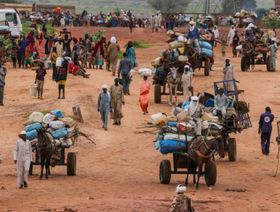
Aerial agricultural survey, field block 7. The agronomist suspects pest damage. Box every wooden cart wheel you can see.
[241,56,249,72]
[29,162,33,176]
[204,57,210,76]
[159,160,171,184]
[67,152,76,176]
[228,138,237,162]
[204,160,217,186]
[266,55,272,72]
[154,84,162,104]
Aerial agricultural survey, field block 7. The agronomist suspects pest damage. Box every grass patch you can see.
[124,40,151,49]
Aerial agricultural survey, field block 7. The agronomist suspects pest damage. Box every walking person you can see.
[213,25,219,47]
[18,35,29,68]
[11,42,18,68]
[98,84,111,131]
[34,62,47,99]
[13,131,32,189]
[108,37,120,76]
[223,59,235,94]
[232,31,240,57]
[126,41,137,68]
[56,59,68,99]
[139,75,151,115]
[118,53,132,95]
[181,65,193,102]
[110,78,125,125]
[259,107,274,155]
[269,38,278,72]
[50,47,58,81]
[92,37,106,69]
[0,62,7,106]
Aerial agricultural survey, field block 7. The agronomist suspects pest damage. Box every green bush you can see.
[264,17,280,29]
[124,40,150,49]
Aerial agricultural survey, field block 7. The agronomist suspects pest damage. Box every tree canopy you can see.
[146,0,191,13]
[222,0,257,14]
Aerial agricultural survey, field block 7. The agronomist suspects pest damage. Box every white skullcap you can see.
[19,131,26,135]
[102,84,108,89]
[176,184,187,194]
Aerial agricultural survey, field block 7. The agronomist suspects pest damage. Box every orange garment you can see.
[36,38,46,59]
[139,80,151,113]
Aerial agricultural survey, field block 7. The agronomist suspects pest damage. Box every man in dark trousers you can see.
[118,53,132,95]
[259,107,274,155]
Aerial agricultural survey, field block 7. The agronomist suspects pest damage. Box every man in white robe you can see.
[13,131,32,188]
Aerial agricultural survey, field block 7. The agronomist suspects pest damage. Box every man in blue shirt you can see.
[118,53,132,95]
[187,21,200,53]
[259,107,274,155]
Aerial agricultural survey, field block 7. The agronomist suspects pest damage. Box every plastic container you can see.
[150,113,167,126]
[199,41,212,50]
[167,122,177,127]
[56,57,63,67]
[159,139,187,154]
[26,130,38,140]
[164,133,186,141]
[43,113,55,124]
[51,110,65,118]
[25,123,42,132]
[29,112,44,123]
[205,98,215,107]
[49,121,65,130]
[139,68,152,77]
[201,48,213,57]
[50,128,68,139]
[29,84,38,97]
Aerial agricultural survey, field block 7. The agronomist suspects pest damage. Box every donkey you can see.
[186,136,221,189]
[166,67,181,106]
[37,129,55,179]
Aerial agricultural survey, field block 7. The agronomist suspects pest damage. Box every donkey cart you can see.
[29,146,77,176]
[159,153,217,186]
[241,43,272,72]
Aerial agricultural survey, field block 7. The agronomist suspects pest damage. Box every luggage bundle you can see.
[24,110,77,147]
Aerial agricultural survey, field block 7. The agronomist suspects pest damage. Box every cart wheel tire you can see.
[228,138,237,162]
[266,55,272,72]
[159,160,171,184]
[204,57,210,76]
[241,56,249,72]
[67,152,76,176]
[29,162,33,176]
[154,84,162,104]
[205,160,217,186]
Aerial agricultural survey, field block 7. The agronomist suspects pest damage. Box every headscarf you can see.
[110,36,117,44]
[188,96,199,116]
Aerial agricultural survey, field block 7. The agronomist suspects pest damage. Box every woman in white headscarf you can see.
[107,36,120,76]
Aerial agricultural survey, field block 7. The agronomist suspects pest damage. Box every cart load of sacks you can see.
[152,110,222,155]
[24,110,77,148]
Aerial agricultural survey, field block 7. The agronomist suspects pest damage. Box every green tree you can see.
[146,0,191,13]
[0,0,21,2]
[222,0,257,13]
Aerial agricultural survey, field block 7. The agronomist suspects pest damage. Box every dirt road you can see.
[0,27,280,212]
